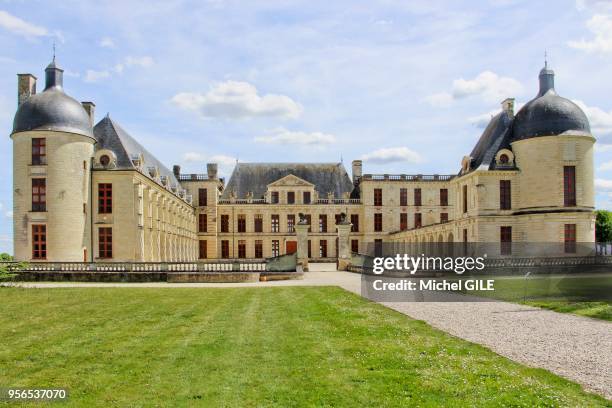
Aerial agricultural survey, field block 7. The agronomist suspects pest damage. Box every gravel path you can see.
[9,265,612,399]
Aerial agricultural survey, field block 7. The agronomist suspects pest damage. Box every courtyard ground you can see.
[5,265,612,402]
[0,285,609,407]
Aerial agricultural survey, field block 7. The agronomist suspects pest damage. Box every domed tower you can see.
[511,62,595,242]
[11,59,96,261]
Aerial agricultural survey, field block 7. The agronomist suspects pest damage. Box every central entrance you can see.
[286,241,297,254]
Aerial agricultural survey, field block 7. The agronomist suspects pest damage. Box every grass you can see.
[469,274,612,321]
[0,287,609,407]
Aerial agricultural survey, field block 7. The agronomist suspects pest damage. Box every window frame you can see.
[564,166,576,207]
[414,188,422,206]
[374,188,383,206]
[500,180,512,210]
[31,138,46,165]
[198,213,207,233]
[374,213,383,232]
[98,183,112,214]
[98,227,113,259]
[32,224,47,260]
[31,178,46,212]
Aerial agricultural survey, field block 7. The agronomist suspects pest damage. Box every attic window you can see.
[100,155,110,167]
[499,154,509,164]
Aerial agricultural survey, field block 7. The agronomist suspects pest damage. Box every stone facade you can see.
[10,60,597,262]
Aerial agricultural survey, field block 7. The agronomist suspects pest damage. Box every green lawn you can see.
[471,274,612,321]
[0,287,609,407]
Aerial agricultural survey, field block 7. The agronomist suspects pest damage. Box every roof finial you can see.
[52,41,56,62]
[544,49,547,69]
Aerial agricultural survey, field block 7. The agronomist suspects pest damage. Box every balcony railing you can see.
[362,174,455,182]
[218,198,361,205]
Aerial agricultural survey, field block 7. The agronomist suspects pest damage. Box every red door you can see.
[286,241,297,254]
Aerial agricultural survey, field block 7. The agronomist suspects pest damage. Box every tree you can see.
[0,253,14,261]
[595,210,612,243]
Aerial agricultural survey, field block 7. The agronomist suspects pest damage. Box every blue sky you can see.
[1,0,612,253]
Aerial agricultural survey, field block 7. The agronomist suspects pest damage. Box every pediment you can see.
[267,174,314,188]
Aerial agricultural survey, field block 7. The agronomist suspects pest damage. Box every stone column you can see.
[336,220,352,271]
[295,221,309,272]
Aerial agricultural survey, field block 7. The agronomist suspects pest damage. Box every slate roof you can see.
[221,162,354,199]
[93,115,180,187]
[468,110,513,171]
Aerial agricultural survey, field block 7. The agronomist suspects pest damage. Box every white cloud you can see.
[573,100,612,136]
[468,109,500,128]
[576,0,612,12]
[99,37,115,48]
[361,147,423,164]
[0,10,48,38]
[182,152,237,176]
[595,178,612,190]
[425,92,453,108]
[171,80,303,119]
[84,69,110,83]
[254,128,336,145]
[595,143,612,152]
[599,161,612,171]
[568,14,612,54]
[427,71,523,106]
[114,56,154,73]
[5,210,12,218]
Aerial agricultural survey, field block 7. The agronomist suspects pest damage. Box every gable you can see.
[267,174,315,188]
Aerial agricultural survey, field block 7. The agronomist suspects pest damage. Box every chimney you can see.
[207,163,218,179]
[501,98,515,117]
[17,74,36,106]
[352,160,362,184]
[81,102,95,127]
[173,165,181,178]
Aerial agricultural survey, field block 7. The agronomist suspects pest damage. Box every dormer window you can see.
[100,154,110,167]
[499,154,509,164]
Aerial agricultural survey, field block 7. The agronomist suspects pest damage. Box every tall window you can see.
[271,215,280,232]
[440,212,448,223]
[319,240,328,257]
[414,188,422,206]
[271,240,279,257]
[351,239,359,253]
[98,183,112,214]
[271,191,279,204]
[564,224,576,253]
[440,188,448,206]
[32,138,46,165]
[500,226,512,255]
[400,188,408,206]
[287,214,296,233]
[238,240,246,258]
[500,180,511,210]
[307,240,312,258]
[254,240,263,258]
[374,188,383,206]
[32,224,46,259]
[198,188,208,206]
[221,240,230,258]
[462,185,468,213]
[254,214,263,233]
[32,178,46,212]
[303,191,311,204]
[400,213,408,231]
[374,213,383,232]
[415,213,422,228]
[220,214,229,233]
[351,214,359,232]
[199,240,207,259]
[198,213,207,232]
[98,227,112,259]
[335,214,342,225]
[237,214,246,233]
[564,166,576,207]
[287,191,295,204]
[319,214,327,233]
[305,214,312,232]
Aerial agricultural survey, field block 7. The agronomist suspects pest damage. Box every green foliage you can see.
[0,287,608,406]
[0,253,13,261]
[595,210,612,242]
